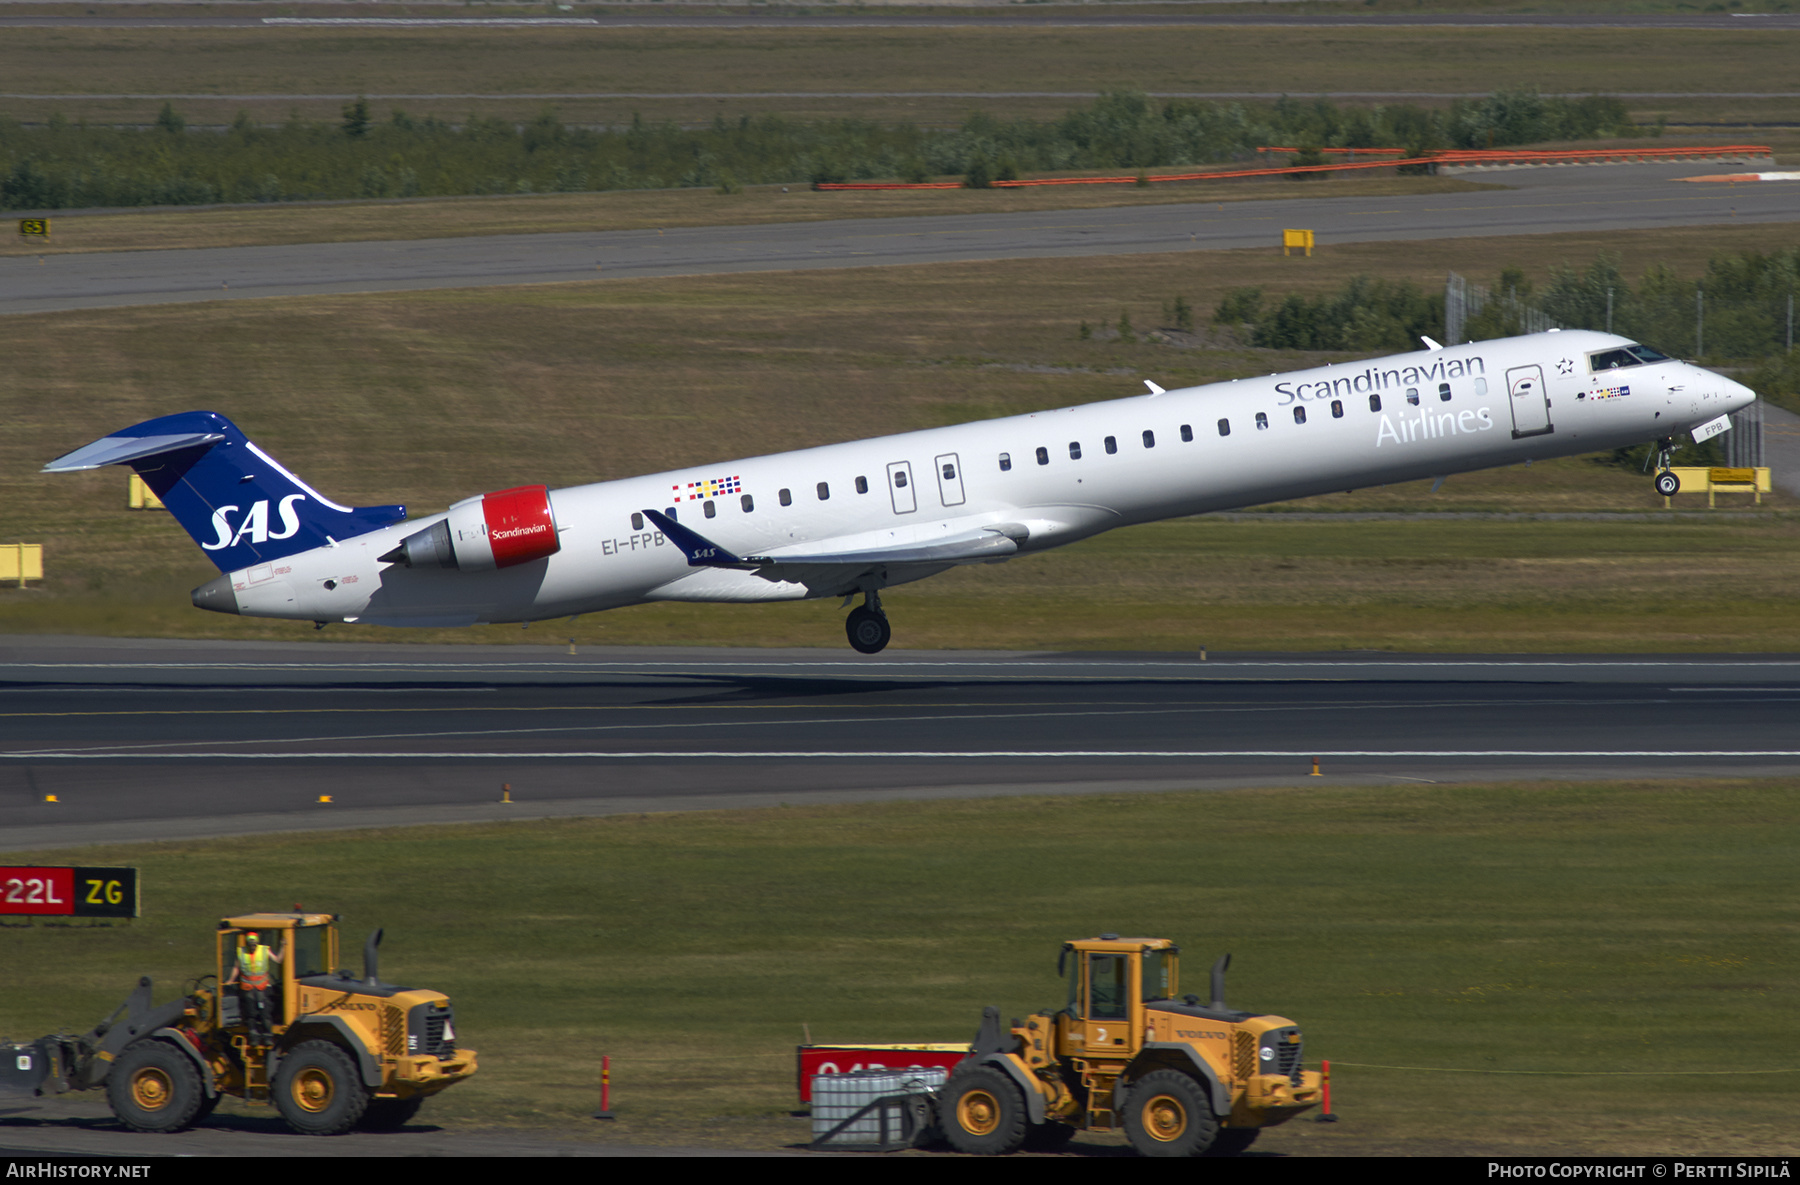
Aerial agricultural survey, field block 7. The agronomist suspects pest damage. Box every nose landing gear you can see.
[845,589,891,655]
[1652,436,1681,497]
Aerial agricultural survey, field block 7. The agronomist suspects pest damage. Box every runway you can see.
[3,163,1793,316]
[4,636,1797,853]
[8,11,1800,30]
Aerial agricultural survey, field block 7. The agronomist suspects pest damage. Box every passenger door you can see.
[1507,364,1553,438]
[887,461,917,514]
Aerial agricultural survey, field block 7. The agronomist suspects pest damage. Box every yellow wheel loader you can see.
[1,912,476,1135]
[938,935,1321,1157]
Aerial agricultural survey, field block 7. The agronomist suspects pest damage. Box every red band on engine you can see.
[482,485,560,569]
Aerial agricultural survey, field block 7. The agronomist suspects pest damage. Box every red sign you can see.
[795,1044,969,1103]
[0,867,138,917]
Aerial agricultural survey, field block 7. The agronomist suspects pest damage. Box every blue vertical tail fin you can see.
[43,410,406,573]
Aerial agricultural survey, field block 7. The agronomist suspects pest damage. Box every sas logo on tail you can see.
[201,496,307,551]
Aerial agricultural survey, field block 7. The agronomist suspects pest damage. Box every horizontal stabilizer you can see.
[42,431,226,473]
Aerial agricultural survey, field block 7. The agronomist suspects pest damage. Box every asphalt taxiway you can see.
[4,636,1797,853]
[4,163,1793,316]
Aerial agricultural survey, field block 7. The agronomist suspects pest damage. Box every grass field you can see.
[4,18,1798,129]
[4,220,1796,652]
[3,780,1796,1154]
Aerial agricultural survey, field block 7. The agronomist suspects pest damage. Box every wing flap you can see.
[754,533,1019,567]
[643,508,1022,576]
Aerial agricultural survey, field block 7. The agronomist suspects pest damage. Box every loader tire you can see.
[357,1095,425,1132]
[273,1040,369,1135]
[107,1041,205,1133]
[940,1066,1028,1155]
[1205,1127,1260,1156]
[1124,1069,1219,1157]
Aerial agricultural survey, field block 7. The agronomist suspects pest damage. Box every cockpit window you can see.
[1589,345,1672,372]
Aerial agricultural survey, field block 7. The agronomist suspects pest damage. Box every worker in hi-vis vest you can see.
[225,930,284,1039]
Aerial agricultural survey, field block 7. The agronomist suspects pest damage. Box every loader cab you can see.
[1058,936,1179,1063]
[216,912,340,1033]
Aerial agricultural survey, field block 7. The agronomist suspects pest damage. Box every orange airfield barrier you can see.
[812,145,1774,191]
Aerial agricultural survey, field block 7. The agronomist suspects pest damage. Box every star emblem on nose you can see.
[1556,358,1575,376]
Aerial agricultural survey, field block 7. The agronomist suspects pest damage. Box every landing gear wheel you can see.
[1655,470,1681,497]
[107,1041,205,1133]
[1123,1069,1219,1157]
[940,1066,1029,1155]
[357,1095,425,1131]
[845,606,891,655]
[1204,1127,1260,1156]
[273,1040,369,1135]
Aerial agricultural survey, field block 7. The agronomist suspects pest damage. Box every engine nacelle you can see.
[381,485,561,572]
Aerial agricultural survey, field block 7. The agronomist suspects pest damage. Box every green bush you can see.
[0,88,1645,212]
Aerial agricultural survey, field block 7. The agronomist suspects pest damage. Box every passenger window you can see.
[1331,400,1344,419]
[894,470,908,488]
[855,476,869,494]
[1217,418,1230,437]
[1293,406,1306,425]
[1369,393,1382,412]
[779,488,792,507]
[999,453,1012,472]
[1255,412,1268,430]
[1142,430,1155,448]
[1036,447,1049,466]
[740,494,753,513]
[1438,383,1452,402]
[817,482,829,501]
[1104,436,1117,455]
[1474,378,1488,396]
[631,512,644,531]
[664,506,677,521]
[703,500,716,519]
[1069,441,1082,460]
[942,462,956,480]
[1406,388,1420,406]
[1180,424,1192,442]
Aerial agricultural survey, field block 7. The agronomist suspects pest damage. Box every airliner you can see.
[44,329,1755,653]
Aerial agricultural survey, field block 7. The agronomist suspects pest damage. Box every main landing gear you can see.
[1652,436,1681,497]
[845,589,891,655]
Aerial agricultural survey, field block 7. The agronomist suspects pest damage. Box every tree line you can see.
[0,89,1640,211]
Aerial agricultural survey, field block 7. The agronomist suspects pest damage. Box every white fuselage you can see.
[220,330,1755,626]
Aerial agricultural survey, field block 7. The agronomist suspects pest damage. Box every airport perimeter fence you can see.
[1445,271,1767,468]
[1445,272,1562,345]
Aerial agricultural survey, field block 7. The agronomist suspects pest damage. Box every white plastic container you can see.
[810,1066,948,1151]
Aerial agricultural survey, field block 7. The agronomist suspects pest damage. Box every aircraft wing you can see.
[642,509,1022,577]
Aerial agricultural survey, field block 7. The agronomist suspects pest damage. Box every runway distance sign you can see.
[0,866,139,917]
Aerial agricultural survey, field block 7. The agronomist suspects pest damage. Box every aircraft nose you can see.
[1722,374,1758,413]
